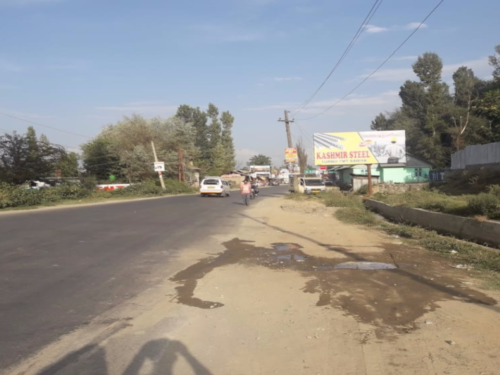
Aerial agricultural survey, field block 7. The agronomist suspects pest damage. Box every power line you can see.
[0,110,91,139]
[292,0,384,116]
[0,126,81,150]
[298,0,445,121]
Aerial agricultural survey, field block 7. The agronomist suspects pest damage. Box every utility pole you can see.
[278,110,294,148]
[178,148,185,183]
[151,141,166,190]
[278,110,298,192]
[367,164,373,196]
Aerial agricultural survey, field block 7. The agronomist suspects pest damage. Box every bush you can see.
[487,185,500,199]
[467,193,499,216]
[0,183,44,208]
[111,181,164,197]
[335,206,378,226]
[164,179,197,194]
[319,190,363,209]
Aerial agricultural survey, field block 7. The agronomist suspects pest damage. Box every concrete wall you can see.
[451,142,500,170]
[365,199,500,248]
[380,167,430,183]
[372,182,428,194]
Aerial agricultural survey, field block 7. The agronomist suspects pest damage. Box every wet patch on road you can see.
[170,238,497,336]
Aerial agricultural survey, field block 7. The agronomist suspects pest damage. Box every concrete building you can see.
[335,155,432,186]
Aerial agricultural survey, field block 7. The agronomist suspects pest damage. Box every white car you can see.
[200,177,231,197]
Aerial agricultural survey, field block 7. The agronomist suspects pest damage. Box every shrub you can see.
[319,190,363,209]
[110,181,164,197]
[467,193,499,216]
[335,206,378,226]
[164,179,197,194]
[487,185,500,199]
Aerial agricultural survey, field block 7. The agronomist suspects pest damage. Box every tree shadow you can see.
[123,338,212,375]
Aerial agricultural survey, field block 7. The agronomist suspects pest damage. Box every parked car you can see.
[200,177,231,197]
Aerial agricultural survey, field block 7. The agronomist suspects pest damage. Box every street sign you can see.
[319,165,326,170]
[154,162,165,172]
[304,169,316,174]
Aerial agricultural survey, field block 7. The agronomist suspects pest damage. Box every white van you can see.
[200,177,231,197]
[298,177,326,194]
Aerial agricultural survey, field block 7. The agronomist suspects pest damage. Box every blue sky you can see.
[0,0,499,166]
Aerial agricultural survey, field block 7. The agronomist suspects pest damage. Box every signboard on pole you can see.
[304,169,316,174]
[285,148,298,163]
[154,162,165,172]
[314,131,406,166]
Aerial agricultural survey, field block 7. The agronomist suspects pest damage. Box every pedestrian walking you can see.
[240,179,252,206]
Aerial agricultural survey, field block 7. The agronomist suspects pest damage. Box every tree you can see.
[176,103,236,175]
[0,129,66,184]
[176,105,208,167]
[413,52,443,86]
[82,115,198,182]
[449,66,485,150]
[221,111,236,172]
[489,44,500,80]
[82,138,121,181]
[55,152,79,177]
[248,154,272,166]
[296,138,308,173]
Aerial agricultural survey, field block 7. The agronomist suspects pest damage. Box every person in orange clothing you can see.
[240,179,252,206]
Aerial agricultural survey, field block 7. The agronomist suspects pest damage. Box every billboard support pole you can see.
[367,164,373,196]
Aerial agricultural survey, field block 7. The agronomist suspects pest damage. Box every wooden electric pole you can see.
[278,110,298,192]
[278,110,294,148]
[151,141,166,190]
[178,148,185,182]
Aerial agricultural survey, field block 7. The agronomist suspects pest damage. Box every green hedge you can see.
[0,179,196,209]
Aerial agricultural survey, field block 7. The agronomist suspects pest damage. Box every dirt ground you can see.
[8,196,500,375]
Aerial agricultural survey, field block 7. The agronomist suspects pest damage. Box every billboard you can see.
[285,148,298,163]
[314,131,406,166]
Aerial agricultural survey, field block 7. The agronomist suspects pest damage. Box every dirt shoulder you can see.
[9,195,500,375]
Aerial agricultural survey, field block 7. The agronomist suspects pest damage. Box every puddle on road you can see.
[170,238,496,336]
[334,262,397,270]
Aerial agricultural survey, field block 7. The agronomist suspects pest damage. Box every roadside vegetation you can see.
[0,180,196,210]
[371,45,500,169]
[286,191,500,279]
[373,186,500,221]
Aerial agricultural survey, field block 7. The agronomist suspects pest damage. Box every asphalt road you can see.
[0,186,288,371]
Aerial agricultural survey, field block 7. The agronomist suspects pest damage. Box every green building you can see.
[335,155,432,186]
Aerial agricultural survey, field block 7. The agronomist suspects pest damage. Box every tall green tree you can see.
[248,154,272,166]
[221,111,236,172]
[0,129,66,184]
[489,44,500,80]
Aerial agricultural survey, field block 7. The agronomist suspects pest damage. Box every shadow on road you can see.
[124,338,212,375]
[36,338,212,375]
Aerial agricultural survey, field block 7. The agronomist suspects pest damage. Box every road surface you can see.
[2,186,500,375]
[0,187,287,372]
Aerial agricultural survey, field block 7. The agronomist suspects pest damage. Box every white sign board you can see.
[154,162,165,172]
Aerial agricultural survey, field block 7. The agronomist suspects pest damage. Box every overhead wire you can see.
[0,110,92,139]
[292,0,384,116]
[297,0,445,121]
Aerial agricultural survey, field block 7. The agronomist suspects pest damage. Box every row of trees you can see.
[371,44,500,168]
[0,127,78,184]
[82,103,236,182]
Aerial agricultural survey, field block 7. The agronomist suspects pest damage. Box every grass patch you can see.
[293,189,500,282]
[373,189,500,220]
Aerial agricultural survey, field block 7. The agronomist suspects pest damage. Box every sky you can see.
[0,0,499,167]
